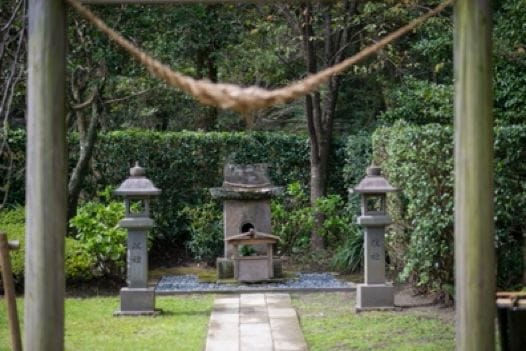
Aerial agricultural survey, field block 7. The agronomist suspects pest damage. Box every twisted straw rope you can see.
[66,0,454,114]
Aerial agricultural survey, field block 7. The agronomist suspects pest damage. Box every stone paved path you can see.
[205,293,308,351]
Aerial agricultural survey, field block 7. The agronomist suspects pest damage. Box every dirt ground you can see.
[393,284,455,324]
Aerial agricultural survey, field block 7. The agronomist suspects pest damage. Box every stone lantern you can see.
[352,164,398,311]
[114,162,161,316]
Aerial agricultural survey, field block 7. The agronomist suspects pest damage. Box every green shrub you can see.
[314,195,354,247]
[0,207,96,284]
[367,122,526,292]
[379,77,453,126]
[0,207,25,284]
[182,202,223,264]
[70,198,127,278]
[272,182,313,256]
[65,237,97,282]
[272,182,360,262]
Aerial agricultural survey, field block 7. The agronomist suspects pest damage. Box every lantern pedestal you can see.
[356,284,395,312]
[114,288,159,316]
[355,216,395,311]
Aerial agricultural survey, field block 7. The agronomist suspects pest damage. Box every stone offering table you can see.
[226,229,279,282]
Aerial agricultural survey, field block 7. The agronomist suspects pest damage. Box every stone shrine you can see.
[210,164,283,280]
[226,228,279,282]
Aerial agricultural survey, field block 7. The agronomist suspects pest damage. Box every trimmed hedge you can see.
[3,130,346,258]
[365,122,525,291]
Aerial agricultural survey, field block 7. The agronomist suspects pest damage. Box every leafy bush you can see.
[64,238,97,282]
[0,207,25,284]
[272,182,360,264]
[314,195,355,248]
[367,122,526,292]
[380,77,454,126]
[271,182,313,256]
[182,202,223,264]
[69,196,127,278]
[0,207,95,285]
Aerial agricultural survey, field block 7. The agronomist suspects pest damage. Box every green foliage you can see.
[314,195,354,246]
[65,237,97,283]
[239,245,257,257]
[272,182,313,256]
[272,182,360,265]
[0,207,96,284]
[343,131,373,216]
[4,130,346,260]
[70,197,127,278]
[0,207,25,283]
[367,122,526,292]
[331,224,364,273]
[380,77,453,125]
[377,0,525,127]
[493,0,526,124]
[0,128,26,206]
[182,202,223,264]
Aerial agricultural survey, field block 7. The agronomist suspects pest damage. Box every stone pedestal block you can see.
[363,227,386,284]
[236,257,271,282]
[115,287,158,316]
[217,258,283,280]
[272,258,283,278]
[126,230,148,288]
[355,283,394,311]
[217,257,235,279]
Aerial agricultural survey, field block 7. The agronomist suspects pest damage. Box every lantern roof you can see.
[114,162,161,197]
[353,165,398,194]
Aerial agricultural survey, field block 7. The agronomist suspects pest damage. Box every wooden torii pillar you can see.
[26,0,67,350]
[454,0,495,350]
[27,0,495,350]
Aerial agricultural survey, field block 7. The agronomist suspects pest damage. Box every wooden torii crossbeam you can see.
[26,0,494,350]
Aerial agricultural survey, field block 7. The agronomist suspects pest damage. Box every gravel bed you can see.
[155,272,355,294]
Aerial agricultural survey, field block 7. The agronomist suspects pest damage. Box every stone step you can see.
[205,293,308,351]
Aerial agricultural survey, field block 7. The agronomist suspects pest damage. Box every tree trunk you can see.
[68,100,100,220]
[301,2,352,250]
[195,48,218,130]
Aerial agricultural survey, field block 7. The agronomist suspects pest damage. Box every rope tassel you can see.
[65,0,454,115]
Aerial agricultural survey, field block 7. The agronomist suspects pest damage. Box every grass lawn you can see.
[0,295,213,351]
[292,292,455,351]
